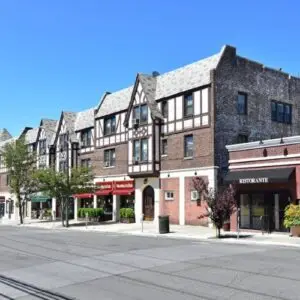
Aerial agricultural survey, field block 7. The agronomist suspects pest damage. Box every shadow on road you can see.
[0,275,75,300]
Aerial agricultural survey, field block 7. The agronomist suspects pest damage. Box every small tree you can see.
[192,176,236,238]
[1,137,38,224]
[34,166,94,227]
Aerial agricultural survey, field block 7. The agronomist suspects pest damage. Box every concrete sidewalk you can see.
[2,217,300,248]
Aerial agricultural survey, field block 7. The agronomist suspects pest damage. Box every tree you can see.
[1,137,38,224]
[34,166,94,227]
[192,176,236,238]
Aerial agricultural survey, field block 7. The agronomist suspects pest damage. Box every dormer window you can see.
[81,129,92,147]
[104,116,116,136]
[133,104,148,125]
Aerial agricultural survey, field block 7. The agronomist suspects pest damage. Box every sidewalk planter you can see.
[119,208,135,223]
[284,204,300,237]
[159,215,170,234]
[223,221,230,232]
[78,208,104,222]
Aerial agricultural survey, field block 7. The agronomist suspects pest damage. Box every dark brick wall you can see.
[215,46,300,174]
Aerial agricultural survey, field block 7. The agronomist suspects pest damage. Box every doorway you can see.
[0,203,4,217]
[143,186,154,221]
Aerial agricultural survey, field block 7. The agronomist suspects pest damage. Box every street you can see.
[0,226,299,300]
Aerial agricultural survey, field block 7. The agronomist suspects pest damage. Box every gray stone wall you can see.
[214,46,300,175]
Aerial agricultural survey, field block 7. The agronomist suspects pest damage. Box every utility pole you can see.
[65,131,70,228]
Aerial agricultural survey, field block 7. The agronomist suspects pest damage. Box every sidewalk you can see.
[2,218,300,248]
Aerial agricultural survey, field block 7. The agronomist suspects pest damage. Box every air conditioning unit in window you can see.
[105,161,109,167]
[133,118,140,129]
[191,191,199,201]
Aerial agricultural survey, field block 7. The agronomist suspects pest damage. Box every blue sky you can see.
[1,0,299,136]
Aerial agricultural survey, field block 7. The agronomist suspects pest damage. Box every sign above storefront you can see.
[239,177,269,184]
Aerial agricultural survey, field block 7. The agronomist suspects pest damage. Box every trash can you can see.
[159,215,170,234]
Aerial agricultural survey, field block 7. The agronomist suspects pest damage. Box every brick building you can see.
[226,136,300,232]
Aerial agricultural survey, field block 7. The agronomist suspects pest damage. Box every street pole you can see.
[65,131,70,228]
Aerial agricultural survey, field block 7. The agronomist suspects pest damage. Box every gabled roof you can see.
[96,45,226,119]
[75,108,95,132]
[63,111,78,142]
[25,127,39,144]
[39,119,57,145]
[0,136,15,151]
[0,129,12,142]
[95,87,133,119]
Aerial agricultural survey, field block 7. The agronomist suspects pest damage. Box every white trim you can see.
[164,191,174,201]
[229,160,300,169]
[226,136,300,152]
[229,153,300,164]
[160,165,219,174]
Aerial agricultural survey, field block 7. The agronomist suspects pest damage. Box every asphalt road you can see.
[0,226,299,300]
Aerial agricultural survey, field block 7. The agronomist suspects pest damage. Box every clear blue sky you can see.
[1,0,299,136]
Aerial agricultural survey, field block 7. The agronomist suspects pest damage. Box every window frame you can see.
[59,134,68,150]
[184,135,193,158]
[104,148,116,168]
[104,116,116,136]
[133,138,148,163]
[271,100,292,124]
[39,139,47,155]
[161,139,168,156]
[81,129,92,147]
[133,104,148,125]
[165,191,174,201]
[237,92,248,115]
[183,93,194,118]
[162,100,168,118]
[81,158,92,169]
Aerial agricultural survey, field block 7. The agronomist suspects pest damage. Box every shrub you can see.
[78,208,104,218]
[284,204,300,228]
[44,209,52,217]
[120,208,135,219]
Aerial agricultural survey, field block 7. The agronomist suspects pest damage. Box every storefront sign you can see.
[239,177,269,184]
[96,182,113,190]
[115,181,134,189]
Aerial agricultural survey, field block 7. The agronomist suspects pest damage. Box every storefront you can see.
[73,193,94,208]
[225,168,295,232]
[30,193,52,219]
[226,136,300,233]
[95,181,114,221]
[114,180,135,210]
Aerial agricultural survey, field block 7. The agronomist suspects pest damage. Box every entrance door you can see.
[0,203,4,217]
[143,186,154,221]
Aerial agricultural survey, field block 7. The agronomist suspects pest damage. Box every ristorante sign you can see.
[239,177,269,184]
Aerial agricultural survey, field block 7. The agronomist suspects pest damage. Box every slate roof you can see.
[25,127,39,144]
[96,46,224,119]
[75,108,95,132]
[0,129,12,142]
[40,119,57,145]
[63,112,78,142]
[95,87,133,118]
[0,137,15,150]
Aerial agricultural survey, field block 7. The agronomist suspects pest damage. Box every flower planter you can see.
[120,218,135,224]
[291,225,300,237]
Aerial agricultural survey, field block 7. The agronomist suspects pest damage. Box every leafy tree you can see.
[34,166,94,227]
[192,176,236,238]
[1,137,38,224]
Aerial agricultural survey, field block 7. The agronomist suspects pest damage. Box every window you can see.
[81,129,92,147]
[162,139,168,155]
[133,104,148,124]
[39,139,46,155]
[184,135,193,158]
[184,93,193,117]
[81,159,92,169]
[59,134,68,150]
[162,101,168,118]
[104,149,115,167]
[191,190,199,201]
[6,175,10,186]
[104,116,116,136]
[237,92,247,115]
[59,161,68,173]
[237,134,248,144]
[133,139,148,162]
[271,101,292,124]
[165,191,174,201]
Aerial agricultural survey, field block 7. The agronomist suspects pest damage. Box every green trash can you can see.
[159,215,170,234]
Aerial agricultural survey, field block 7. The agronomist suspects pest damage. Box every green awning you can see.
[30,193,51,203]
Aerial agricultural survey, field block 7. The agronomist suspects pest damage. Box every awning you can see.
[95,181,113,196]
[73,193,93,199]
[31,195,51,203]
[225,167,295,184]
[95,189,112,196]
[113,188,135,195]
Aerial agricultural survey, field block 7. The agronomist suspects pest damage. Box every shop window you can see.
[240,194,250,228]
[165,191,174,201]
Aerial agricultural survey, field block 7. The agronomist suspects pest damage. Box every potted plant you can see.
[120,208,135,223]
[284,204,300,237]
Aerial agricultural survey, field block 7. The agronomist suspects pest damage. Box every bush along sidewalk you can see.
[120,208,135,223]
[284,204,300,237]
[78,208,104,222]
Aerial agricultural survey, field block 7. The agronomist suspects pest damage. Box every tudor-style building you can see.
[93,44,300,226]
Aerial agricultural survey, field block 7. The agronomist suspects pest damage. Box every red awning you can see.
[95,189,113,196]
[73,193,93,199]
[113,188,135,195]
